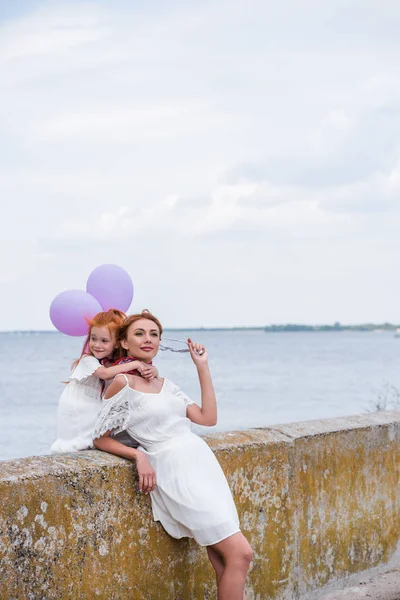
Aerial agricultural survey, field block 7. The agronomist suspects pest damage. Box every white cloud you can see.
[0,3,109,63]
[309,109,352,156]
[28,103,228,144]
[2,0,400,329]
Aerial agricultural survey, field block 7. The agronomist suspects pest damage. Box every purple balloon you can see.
[50,290,102,336]
[86,264,134,312]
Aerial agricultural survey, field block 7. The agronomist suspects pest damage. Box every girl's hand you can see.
[121,361,139,372]
[140,364,158,380]
[135,451,156,493]
[188,338,208,366]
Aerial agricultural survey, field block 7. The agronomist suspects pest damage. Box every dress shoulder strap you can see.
[114,374,129,385]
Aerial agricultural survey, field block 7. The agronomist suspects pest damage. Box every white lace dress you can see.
[93,376,240,546]
[50,355,103,453]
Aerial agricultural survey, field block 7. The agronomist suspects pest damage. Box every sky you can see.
[1,0,400,330]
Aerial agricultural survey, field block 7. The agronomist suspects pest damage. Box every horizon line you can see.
[1,321,400,334]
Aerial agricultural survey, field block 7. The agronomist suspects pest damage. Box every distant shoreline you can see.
[1,323,400,334]
[264,323,400,332]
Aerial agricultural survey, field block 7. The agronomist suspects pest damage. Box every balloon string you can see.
[163,337,188,344]
[160,337,190,353]
[160,345,190,353]
[160,338,204,355]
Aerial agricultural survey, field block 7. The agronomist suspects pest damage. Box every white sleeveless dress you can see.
[93,376,240,546]
[51,355,103,453]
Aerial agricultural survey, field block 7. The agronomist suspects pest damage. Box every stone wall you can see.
[1,410,400,599]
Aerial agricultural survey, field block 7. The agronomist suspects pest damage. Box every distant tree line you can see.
[264,322,400,332]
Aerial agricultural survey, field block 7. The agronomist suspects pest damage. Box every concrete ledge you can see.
[1,411,400,599]
[319,568,400,600]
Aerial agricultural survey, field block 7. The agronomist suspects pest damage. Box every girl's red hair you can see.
[73,309,127,367]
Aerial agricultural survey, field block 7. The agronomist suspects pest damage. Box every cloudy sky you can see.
[1,0,400,330]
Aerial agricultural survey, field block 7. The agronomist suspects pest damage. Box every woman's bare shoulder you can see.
[104,375,131,399]
[126,374,146,389]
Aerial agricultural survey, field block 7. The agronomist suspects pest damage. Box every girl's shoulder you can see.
[79,354,100,365]
[70,354,100,382]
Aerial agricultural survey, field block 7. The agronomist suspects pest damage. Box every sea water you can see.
[1,330,400,461]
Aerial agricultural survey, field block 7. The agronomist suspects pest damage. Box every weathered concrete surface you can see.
[273,411,400,598]
[319,568,400,599]
[1,411,400,600]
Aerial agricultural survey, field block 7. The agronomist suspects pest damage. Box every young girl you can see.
[50,309,158,453]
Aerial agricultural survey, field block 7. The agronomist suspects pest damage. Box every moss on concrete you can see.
[1,411,400,599]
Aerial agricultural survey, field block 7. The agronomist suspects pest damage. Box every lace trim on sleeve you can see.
[93,391,130,439]
[170,381,196,407]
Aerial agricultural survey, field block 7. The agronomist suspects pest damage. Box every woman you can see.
[93,311,253,600]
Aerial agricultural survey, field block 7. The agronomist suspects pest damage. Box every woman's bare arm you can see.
[93,375,156,492]
[94,430,139,460]
[186,339,217,427]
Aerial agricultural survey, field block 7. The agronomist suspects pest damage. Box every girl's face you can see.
[89,326,116,360]
[121,318,161,363]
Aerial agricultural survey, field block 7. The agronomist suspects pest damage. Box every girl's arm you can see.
[95,361,159,381]
[94,360,143,381]
[185,339,217,427]
[140,363,159,379]
[138,364,159,380]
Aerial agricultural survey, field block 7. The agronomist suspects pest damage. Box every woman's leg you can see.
[210,532,253,600]
[207,546,225,584]
[206,545,248,600]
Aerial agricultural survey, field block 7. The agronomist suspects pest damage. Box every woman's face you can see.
[121,318,161,363]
